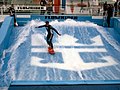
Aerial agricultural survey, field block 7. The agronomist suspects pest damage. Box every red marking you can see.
[70,5,74,13]
[54,0,60,14]
[77,3,87,7]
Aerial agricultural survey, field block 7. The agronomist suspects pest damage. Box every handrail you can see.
[0,4,120,16]
[11,80,120,85]
[0,4,102,15]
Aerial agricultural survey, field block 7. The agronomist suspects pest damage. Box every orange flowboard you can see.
[48,48,55,55]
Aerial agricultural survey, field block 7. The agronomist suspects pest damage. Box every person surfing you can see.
[36,21,61,54]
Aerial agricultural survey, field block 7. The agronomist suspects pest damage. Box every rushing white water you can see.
[0,19,120,87]
[96,26,120,52]
[9,19,120,79]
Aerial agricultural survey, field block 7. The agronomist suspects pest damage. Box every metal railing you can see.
[0,4,120,17]
[0,4,102,15]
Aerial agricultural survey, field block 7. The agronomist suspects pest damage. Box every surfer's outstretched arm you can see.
[51,26,61,36]
[36,25,45,28]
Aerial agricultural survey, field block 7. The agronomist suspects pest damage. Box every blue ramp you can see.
[0,19,120,89]
[7,20,120,81]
